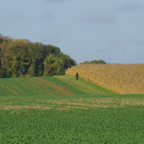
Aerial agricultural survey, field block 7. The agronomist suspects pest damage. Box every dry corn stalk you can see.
[66,64,144,94]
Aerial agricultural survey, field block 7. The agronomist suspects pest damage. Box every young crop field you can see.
[0,76,144,143]
[0,94,144,143]
[0,76,88,96]
[66,64,144,94]
[0,76,116,97]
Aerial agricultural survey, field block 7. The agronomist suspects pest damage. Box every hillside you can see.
[66,64,144,94]
[54,75,116,95]
[0,76,116,96]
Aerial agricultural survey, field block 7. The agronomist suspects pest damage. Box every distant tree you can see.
[83,61,90,64]
[11,66,18,78]
[4,39,30,77]
[18,62,26,76]
[90,60,98,64]
[79,62,84,65]
[79,60,107,65]
[0,35,12,70]
[0,60,1,70]
[27,55,36,77]
[0,68,9,78]
[43,54,76,76]
[0,72,1,78]
[43,54,56,76]
[27,43,62,77]
[97,60,107,64]
[0,34,76,78]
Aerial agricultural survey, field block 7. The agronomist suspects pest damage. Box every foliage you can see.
[79,59,107,65]
[0,34,76,78]
[0,34,13,70]
[18,62,26,76]
[27,55,36,77]
[43,54,76,76]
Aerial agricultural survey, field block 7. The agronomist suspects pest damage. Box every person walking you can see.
[76,72,79,80]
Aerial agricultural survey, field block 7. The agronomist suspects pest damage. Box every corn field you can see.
[66,64,144,94]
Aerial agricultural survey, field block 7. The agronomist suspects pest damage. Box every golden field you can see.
[65,64,144,94]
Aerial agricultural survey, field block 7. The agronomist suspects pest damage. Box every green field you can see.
[0,76,144,143]
[54,75,117,95]
[0,75,116,96]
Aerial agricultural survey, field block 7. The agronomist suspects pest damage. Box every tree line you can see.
[0,34,76,78]
[79,60,107,65]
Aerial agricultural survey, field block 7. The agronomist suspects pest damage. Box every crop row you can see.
[0,107,144,144]
[66,64,144,94]
[0,76,87,96]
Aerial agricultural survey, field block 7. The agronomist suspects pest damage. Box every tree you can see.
[90,60,98,64]
[18,62,26,76]
[43,54,56,76]
[43,54,76,76]
[27,55,36,77]
[11,66,18,78]
[97,59,107,64]
[4,39,30,77]
[0,34,76,78]
[79,60,107,65]
[0,35,12,70]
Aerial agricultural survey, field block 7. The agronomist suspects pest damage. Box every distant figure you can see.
[67,78,71,82]
[76,72,79,80]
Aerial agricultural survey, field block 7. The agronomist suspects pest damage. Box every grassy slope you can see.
[0,77,87,96]
[0,75,117,96]
[54,74,117,95]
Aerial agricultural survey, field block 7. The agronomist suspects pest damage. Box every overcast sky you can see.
[0,0,144,64]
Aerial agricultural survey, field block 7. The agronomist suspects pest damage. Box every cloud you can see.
[97,49,103,53]
[44,0,71,3]
[39,13,54,20]
[45,32,65,45]
[114,2,143,13]
[109,39,144,48]
[133,39,144,45]
[109,40,128,48]
[79,11,116,23]
[13,15,23,19]
[78,2,143,24]
[2,14,23,22]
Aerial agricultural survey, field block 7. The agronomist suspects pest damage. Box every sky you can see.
[0,0,144,64]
